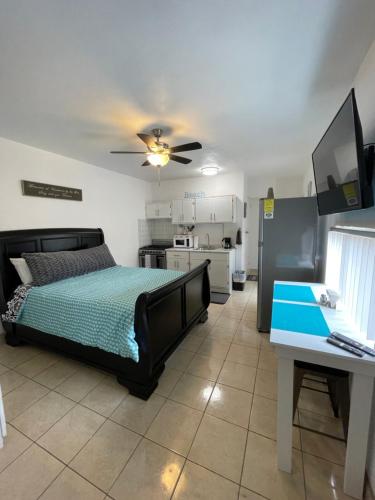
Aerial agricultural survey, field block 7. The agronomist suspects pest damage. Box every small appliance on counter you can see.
[173,234,194,249]
[222,237,232,249]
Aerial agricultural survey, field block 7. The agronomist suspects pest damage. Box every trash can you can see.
[232,270,246,291]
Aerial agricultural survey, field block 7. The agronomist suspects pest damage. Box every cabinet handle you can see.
[214,213,216,221]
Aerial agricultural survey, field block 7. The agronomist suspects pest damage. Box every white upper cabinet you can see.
[147,196,236,223]
[182,199,196,224]
[195,198,213,223]
[145,202,171,219]
[158,202,172,218]
[195,195,236,223]
[171,200,182,223]
[172,199,195,224]
[145,202,158,219]
[212,195,234,223]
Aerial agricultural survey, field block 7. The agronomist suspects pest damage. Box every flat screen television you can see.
[312,88,374,216]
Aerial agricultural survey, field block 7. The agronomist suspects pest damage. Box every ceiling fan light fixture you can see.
[148,152,169,167]
[201,165,219,176]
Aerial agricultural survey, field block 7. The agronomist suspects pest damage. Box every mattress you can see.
[15,266,183,362]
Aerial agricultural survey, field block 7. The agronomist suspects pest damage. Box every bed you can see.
[0,228,210,399]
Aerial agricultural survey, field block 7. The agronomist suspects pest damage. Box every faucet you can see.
[206,233,210,249]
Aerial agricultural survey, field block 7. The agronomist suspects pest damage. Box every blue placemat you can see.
[271,301,330,337]
[273,284,316,304]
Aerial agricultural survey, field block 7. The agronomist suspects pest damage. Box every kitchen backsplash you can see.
[138,219,152,247]
[138,218,239,248]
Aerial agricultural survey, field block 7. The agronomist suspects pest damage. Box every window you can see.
[325,228,375,340]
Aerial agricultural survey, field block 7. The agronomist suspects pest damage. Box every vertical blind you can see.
[325,229,375,341]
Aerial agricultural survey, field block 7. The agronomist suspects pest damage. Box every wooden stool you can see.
[0,384,7,448]
[293,361,350,440]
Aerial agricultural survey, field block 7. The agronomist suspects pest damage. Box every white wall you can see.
[151,172,246,202]
[247,174,304,199]
[0,137,152,267]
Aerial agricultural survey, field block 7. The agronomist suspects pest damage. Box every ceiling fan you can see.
[110,128,202,168]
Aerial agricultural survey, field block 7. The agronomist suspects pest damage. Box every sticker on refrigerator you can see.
[342,182,359,207]
[264,199,274,219]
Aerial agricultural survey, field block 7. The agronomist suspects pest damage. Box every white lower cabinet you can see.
[189,251,235,293]
[167,249,235,292]
[166,251,190,272]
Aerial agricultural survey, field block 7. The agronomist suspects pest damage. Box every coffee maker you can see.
[222,237,232,249]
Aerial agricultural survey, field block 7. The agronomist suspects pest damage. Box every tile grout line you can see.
[102,394,177,497]
[169,294,251,499]
[172,301,248,499]
[237,326,260,499]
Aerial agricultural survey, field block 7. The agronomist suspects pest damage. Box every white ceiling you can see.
[0,0,375,182]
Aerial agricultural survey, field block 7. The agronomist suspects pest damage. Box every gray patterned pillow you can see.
[22,244,116,286]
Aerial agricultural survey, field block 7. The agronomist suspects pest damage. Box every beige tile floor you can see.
[0,282,374,499]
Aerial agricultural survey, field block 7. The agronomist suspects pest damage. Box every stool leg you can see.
[293,367,304,419]
[327,378,340,417]
[338,378,350,441]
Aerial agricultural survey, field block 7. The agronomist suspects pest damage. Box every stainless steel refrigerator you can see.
[257,197,319,332]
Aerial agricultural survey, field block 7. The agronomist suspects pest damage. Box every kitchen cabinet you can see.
[189,250,235,293]
[145,202,172,219]
[212,196,235,223]
[166,250,190,272]
[172,199,196,224]
[146,195,237,223]
[195,195,235,223]
[194,198,212,223]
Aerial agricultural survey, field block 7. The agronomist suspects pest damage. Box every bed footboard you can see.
[126,260,210,398]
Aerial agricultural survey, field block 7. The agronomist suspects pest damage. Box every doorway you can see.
[245,197,260,277]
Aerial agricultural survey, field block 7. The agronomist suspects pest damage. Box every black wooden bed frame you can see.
[0,228,210,399]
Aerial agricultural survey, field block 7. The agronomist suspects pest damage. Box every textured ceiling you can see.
[0,0,375,181]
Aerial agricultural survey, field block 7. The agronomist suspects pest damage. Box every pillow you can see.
[10,257,33,285]
[22,244,116,286]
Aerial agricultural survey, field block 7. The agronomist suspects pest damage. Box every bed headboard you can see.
[0,228,104,314]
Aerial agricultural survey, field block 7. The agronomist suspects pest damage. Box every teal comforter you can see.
[16,266,183,362]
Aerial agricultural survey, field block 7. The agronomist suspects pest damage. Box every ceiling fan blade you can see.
[137,133,157,149]
[169,154,192,164]
[169,142,202,153]
[110,151,147,154]
[141,160,151,166]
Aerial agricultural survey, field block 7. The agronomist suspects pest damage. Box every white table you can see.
[0,384,6,448]
[270,281,375,500]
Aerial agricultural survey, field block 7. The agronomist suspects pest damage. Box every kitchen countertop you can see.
[166,247,235,253]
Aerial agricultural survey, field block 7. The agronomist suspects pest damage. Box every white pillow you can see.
[10,258,33,285]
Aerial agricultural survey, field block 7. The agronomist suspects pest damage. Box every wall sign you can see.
[184,191,206,199]
[21,180,82,201]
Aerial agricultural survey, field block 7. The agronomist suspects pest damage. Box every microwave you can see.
[173,235,193,248]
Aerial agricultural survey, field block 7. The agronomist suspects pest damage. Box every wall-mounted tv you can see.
[312,88,374,216]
